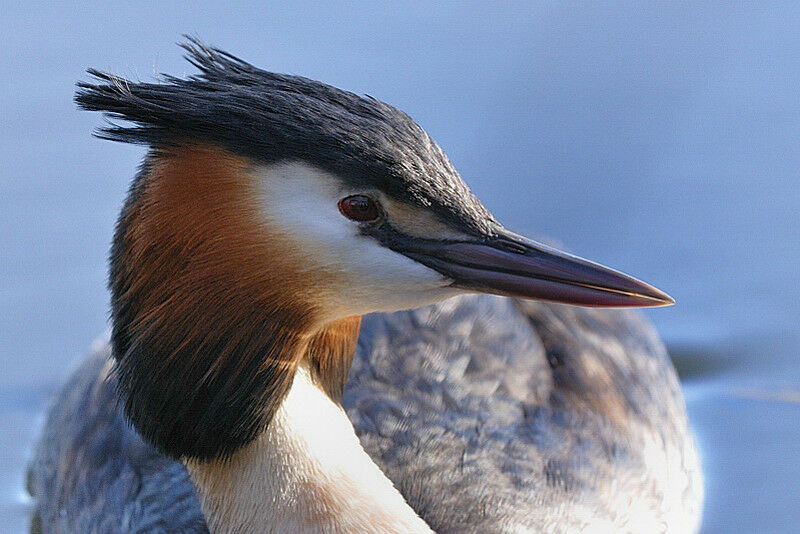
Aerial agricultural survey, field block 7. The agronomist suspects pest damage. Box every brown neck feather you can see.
[109,143,360,460]
[307,316,362,401]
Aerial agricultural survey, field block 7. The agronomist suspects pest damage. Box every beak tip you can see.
[654,296,676,308]
[640,285,675,307]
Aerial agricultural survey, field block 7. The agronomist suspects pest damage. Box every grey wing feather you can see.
[348,295,701,532]
[29,295,702,533]
[28,345,207,533]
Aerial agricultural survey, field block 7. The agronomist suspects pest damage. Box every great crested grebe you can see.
[28,39,702,533]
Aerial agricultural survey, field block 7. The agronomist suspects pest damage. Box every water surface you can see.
[3,3,799,531]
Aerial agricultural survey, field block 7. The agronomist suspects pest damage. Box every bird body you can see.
[30,296,701,532]
[28,40,702,532]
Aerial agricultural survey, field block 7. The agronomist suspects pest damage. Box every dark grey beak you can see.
[400,228,673,308]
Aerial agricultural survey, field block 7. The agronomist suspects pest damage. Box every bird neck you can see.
[110,143,430,531]
[185,364,433,534]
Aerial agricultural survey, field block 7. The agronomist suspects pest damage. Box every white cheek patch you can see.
[255,162,460,318]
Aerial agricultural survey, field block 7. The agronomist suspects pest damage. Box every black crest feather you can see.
[76,36,495,233]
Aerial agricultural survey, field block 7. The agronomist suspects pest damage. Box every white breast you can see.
[186,365,433,534]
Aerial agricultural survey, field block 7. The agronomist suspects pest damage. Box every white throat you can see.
[185,365,433,534]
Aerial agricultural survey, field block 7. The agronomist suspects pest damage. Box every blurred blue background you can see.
[2,2,799,531]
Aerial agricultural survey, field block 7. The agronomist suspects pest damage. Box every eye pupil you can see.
[338,195,380,222]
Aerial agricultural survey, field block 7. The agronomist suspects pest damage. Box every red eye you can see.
[338,195,381,222]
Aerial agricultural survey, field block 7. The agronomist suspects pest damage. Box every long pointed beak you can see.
[400,229,673,308]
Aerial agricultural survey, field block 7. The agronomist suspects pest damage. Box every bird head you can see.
[77,38,671,460]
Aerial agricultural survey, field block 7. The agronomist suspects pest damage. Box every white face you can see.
[255,162,465,320]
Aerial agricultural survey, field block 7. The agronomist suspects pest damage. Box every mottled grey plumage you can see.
[29,295,702,532]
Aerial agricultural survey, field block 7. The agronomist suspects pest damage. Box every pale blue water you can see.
[2,3,799,531]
